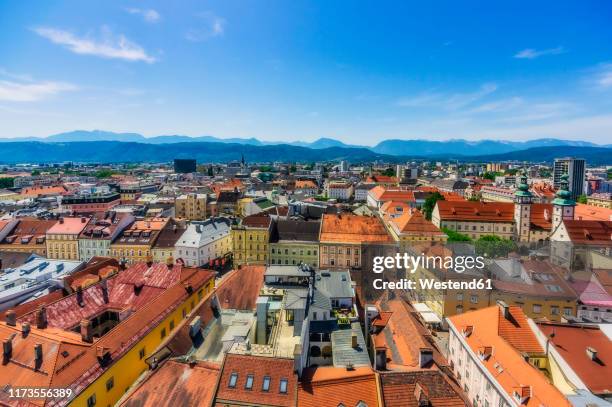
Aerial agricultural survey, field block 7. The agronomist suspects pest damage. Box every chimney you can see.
[2,339,12,363]
[59,217,64,224]
[497,300,510,320]
[76,285,84,307]
[36,306,47,329]
[81,216,87,223]
[351,333,358,349]
[80,319,93,343]
[22,322,30,337]
[586,347,598,361]
[419,348,434,368]
[34,343,43,369]
[166,256,174,269]
[146,255,153,267]
[134,279,145,295]
[5,310,16,326]
[101,278,109,303]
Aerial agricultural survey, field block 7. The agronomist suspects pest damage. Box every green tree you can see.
[0,177,14,188]
[423,192,444,220]
[94,169,113,179]
[482,171,502,181]
[577,194,588,204]
[381,167,395,177]
[31,170,41,176]
[475,235,517,258]
[442,228,471,242]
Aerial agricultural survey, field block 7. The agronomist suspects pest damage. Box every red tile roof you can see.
[575,204,612,222]
[562,220,612,245]
[298,366,380,407]
[448,305,570,407]
[241,213,273,228]
[320,213,392,244]
[46,216,90,235]
[216,266,266,311]
[537,323,612,395]
[380,370,466,407]
[436,200,514,222]
[215,354,297,407]
[121,360,220,407]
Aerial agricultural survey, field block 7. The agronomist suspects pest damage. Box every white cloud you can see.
[186,12,226,42]
[0,77,77,102]
[514,46,565,59]
[33,26,156,63]
[594,64,612,88]
[397,83,497,110]
[469,97,524,113]
[126,8,161,23]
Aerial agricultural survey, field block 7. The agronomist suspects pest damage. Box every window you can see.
[106,377,114,391]
[262,376,271,391]
[139,347,145,359]
[533,304,542,314]
[228,373,238,388]
[470,295,478,304]
[87,394,96,407]
[456,293,463,301]
[245,374,254,390]
[160,328,166,339]
[563,307,573,316]
[170,320,175,330]
[279,378,288,394]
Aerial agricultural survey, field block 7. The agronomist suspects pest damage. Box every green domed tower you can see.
[552,174,576,230]
[514,172,533,242]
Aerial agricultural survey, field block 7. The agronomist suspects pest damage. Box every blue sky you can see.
[1,0,612,145]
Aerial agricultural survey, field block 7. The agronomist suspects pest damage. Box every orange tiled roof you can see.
[215,354,297,407]
[241,212,272,228]
[562,220,612,245]
[121,360,220,407]
[537,323,612,395]
[529,203,553,230]
[436,201,514,222]
[369,186,415,203]
[389,208,445,237]
[46,216,90,235]
[448,305,570,407]
[21,185,67,197]
[295,180,317,189]
[380,370,466,407]
[298,366,379,407]
[320,213,392,243]
[216,266,266,311]
[575,204,612,221]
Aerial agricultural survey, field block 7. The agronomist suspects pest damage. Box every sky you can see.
[1,0,612,145]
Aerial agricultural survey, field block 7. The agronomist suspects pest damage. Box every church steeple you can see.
[552,174,575,230]
[514,172,533,242]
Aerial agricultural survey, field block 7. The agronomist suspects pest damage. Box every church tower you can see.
[514,173,533,242]
[552,174,576,231]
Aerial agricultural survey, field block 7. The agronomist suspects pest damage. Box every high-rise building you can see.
[174,158,197,173]
[553,157,585,199]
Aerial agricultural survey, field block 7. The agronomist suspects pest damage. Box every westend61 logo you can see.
[370,252,492,291]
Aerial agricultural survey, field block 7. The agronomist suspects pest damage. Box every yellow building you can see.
[231,213,272,266]
[586,194,612,209]
[110,218,168,264]
[175,193,208,220]
[0,262,215,407]
[0,218,56,256]
[46,216,90,260]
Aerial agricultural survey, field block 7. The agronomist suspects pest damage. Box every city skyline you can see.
[1,1,612,143]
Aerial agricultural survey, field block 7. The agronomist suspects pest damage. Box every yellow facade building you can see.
[110,218,168,264]
[46,216,90,260]
[231,213,272,266]
[175,193,208,220]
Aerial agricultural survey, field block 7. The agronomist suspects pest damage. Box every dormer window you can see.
[245,374,254,390]
[262,376,271,391]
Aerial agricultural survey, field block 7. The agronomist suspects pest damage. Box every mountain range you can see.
[0,130,608,157]
[0,139,609,165]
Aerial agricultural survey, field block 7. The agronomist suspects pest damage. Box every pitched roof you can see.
[529,203,553,230]
[47,216,90,235]
[152,218,187,248]
[379,370,466,407]
[537,323,612,395]
[562,220,612,245]
[215,354,297,407]
[575,203,612,222]
[369,186,415,203]
[320,213,392,244]
[121,360,220,407]
[298,366,380,407]
[241,213,273,228]
[448,305,570,407]
[387,208,445,237]
[216,266,266,311]
[270,219,321,243]
[436,200,514,222]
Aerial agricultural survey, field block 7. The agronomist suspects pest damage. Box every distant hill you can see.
[371,138,600,156]
[0,131,605,157]
[0,141,402,164]
[467,146,612,165]
[0,140,608,165]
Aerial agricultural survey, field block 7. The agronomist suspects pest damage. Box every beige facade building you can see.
[175,193,207,220]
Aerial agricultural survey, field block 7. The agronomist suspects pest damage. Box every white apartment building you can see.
[326,181,353,200]
[175,217,232,267]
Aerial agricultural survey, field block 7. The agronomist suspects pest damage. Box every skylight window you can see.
[245,374,254,390]
[262,376,271,391]
[228,372,238,388]
[279,378,288,394]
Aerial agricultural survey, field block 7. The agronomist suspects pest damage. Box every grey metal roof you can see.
[315,270,354,299]
[331,322,370,367]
